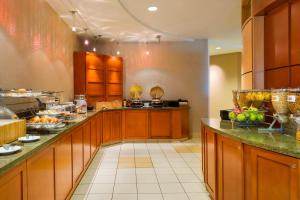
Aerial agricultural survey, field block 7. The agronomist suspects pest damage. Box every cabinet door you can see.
[124,110,149,139]
[291,0,300,65]
[97,113,103,146]
[72,127,84,184]
[242,19,253,75]
[150,111,171,138]
[102,112,112,143]
[0,163,27,200]
[54,134,72,200]
[264,2,289,69]
[290,65,300,87]
[83,122,91,166]
[27,147,55,200]
[204,128,217,199]
[91,117,98,155]
[201,124,206,175]
[111,111,122,141]
[217,135,243,200]
[245,145,300,200]
[265,67,289,88]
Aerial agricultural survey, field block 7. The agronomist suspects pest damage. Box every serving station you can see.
[0,87,189,200]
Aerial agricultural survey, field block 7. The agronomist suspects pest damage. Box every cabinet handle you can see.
[291,164,297,169]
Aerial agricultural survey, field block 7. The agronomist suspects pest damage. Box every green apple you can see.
[228,111,237,120]
[249,113,257,122]
[257,113,265,122]
[237,113,246,122]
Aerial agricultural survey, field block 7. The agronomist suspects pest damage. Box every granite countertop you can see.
[201,118,300,159]
[0,106,189,176]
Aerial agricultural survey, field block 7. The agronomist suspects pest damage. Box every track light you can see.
[84,39,89,45]
[70,11,77,32]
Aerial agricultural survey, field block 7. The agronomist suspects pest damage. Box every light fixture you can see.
[93,47,96,52]
[83,28,89,45]
[70,10,77,32]
[148,6,158,12]
[116,51,120,55]
[156,35,161,43]
[216,46,222,50]
[92,35,101,52]
[146,51,150,55]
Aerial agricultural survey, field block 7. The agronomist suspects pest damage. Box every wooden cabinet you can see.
[150,110,171,138]
[290,65,300,87]
[242,19,253,75]
[97,113,103,146]
[74,52,123,105]
[102,111,112,143]
[203,127,217,199]
[241,72,253,90]
[291,0,300,66]
[171,109,189,139]
[111,111,122,141]
[264,2,289,69]
[252,0,277,15]
[265,67,289,88]
[54,134,72,200]
[83,122,91,166]
[245,145,300,200]
[217,135,243,200]
[0,164,27,200]
[91,117,98,155]
[71,127,84,184]
[123,110,149,139]
[27,147,55,200]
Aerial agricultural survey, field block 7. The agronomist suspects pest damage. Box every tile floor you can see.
[72,139,210,200]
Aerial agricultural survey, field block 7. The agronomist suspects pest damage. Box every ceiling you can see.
[47,0,242,55]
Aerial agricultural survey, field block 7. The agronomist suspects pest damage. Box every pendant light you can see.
[84,28,89,45]
[70,11,77,32]
[93,35,102,52]
[116,41,120,55]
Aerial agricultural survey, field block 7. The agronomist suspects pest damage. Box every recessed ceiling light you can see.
[116,51,120,55]
[146,51,150,55]
[216,46,222,50]
[84,39,89,45]
[148,6,158,12]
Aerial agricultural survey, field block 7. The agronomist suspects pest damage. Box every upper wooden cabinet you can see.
[290,65,300,88]
[74,52,123,105]
[242,19,253,75]
[291,0,300,66]
[265,67,289,88]
[264,2,289,69]
[241,72,253,90]
[217,135,243,200]
[252,0,277,16]
[245,145,300,200]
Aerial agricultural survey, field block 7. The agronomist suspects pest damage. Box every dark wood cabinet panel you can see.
[111,111,122,141]
[290,65,300,87]
[86,53,105,70]
[102,111,112,143]
[83,122,91,166]
[150,111,171,138]
[171,109,189,139]
[204,128,217,199]
[87,69,105,83]
[27,147,55,200]
[265,67,289,88]
[106,84,122,96]
[252,0,277,15]
[74,52,86,95]
[264,2,289,69]
[54,134,72,200]
[106,56,123,71]
[91,117,98,155]
[86,83,105,96]
[97,113,103,146]
[217,135,243,200]
[123,110,149,139]
[107,71,122,84]
[245,145,300,200]
[291,0,300,66]
[0,164,27,200]
[72,127,84,184]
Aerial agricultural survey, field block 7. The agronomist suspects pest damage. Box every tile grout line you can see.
[111,145,121,200]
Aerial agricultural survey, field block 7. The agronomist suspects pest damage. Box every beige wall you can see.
[0,0,78,101]
[209,52,241,118]
[81,40,209,137]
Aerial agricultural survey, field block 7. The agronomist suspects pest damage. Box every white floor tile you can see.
[136,168,155,175]
[137,183,161,194]
[97,169,117,176]
[187,193,211,200]
[117,169,136,175]
[163,193,189,200]
[137,174,157,183]
[116,174,136,183]
[173,167,194,175]
[112,193,137,200]
[114,184,137,194]
[138,194,163,200]
[155,168,175,175]
[89,183,114,194]
[71,194,86,200]
[181,183,206,192]
[177,174,200,183]
[157,174,179,183]
[93,175,115,183]
[159,183,184,193]
[87,193,112,200]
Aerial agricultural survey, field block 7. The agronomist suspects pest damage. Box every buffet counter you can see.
[201,118,300,200]
[0,106,189,199]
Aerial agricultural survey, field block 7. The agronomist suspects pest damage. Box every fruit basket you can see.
[228,107,266,127]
